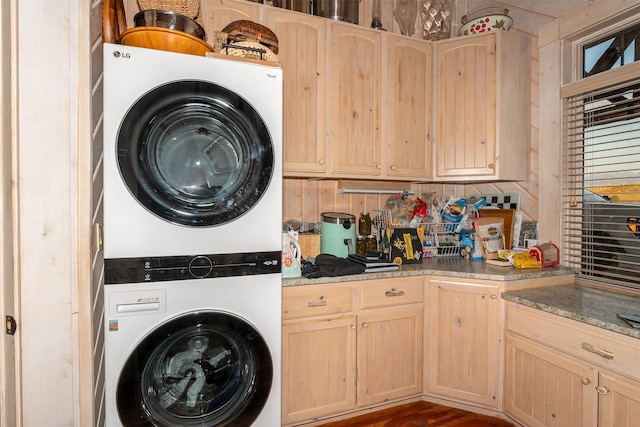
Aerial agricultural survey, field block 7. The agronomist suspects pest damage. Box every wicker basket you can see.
[221,41,279,63]
[138,0,201,22]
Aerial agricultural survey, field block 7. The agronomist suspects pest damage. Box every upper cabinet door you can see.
[265,10,328,175]
[200,0,260,35]
[435,35,497,178]
[329,23,382,176]
[434,32,531,181]
[386,36,432,179]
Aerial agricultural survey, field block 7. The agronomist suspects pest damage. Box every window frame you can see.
[561,23,640,292]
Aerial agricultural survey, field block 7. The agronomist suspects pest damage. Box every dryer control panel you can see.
[104,251,281,284]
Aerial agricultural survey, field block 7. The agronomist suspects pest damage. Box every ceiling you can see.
[457,0,596,35]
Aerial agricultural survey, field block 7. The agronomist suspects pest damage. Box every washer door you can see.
[116,311,273,427]
[117,80,274,227]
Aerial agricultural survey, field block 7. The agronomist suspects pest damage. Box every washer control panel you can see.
[104,251,281,284]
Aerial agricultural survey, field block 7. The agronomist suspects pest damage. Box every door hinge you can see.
[94,222,104,252]
[6,315,16,335]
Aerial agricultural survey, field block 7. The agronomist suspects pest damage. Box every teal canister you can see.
[320,212,357,258]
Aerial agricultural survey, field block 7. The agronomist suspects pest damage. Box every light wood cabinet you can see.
[505,302,640,427]
[425,277,502,409]
[281,277,423,425]
[433,31,530,181]
[356,278,424,407]
[282,316,356,425]
[505,333,598,427]
[282,283,355,425]
[357,306,423,407]
[385,36,433,179]
[598,371,640,426]
[329,22,382,176]
[216,2,533,182]
[264,9,328,175]
[200,0,260,35]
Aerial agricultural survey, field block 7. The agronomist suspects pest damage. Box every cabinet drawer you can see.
[283,284,352,320]
[359,277,423,309]
[506,303,640,382]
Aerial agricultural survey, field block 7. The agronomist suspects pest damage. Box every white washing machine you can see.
[103,43,282,259]
[102,44,283,426]
[103,270,281,427]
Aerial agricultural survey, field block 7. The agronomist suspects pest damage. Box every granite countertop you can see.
[502,284,640,340]
[283,257,575,286]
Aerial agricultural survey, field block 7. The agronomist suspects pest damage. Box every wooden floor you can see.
[313,401,516,427]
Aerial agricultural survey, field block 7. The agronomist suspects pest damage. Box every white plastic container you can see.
[282,232,302,278]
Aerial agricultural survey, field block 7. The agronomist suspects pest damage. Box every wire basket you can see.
[423,221,460,257]
[373,209,462,257]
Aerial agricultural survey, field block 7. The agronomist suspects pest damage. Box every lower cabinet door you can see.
[357,307,423,407]
[282,316,356,425]
[426,279,500,408]
[505,334,598,427]
[598,371,640,426]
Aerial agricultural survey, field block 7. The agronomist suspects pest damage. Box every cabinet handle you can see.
[581,378,591,386]
[581,342,614,360]
[361,322,369,328]
[385,288,405,297]
[480,139,486,145]
[351,324,356,330]
[376,164,381,170]
[488,163,494,169]
[490,294,497,299]
[595,385,610,395]
[390,165,397,171]
[319,159,324,165]
[308,296,327,307]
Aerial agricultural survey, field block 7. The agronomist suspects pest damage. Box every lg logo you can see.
[112,51,131,59]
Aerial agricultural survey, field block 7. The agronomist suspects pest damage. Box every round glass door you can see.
[117,80,274,227]
[116,311,273,427]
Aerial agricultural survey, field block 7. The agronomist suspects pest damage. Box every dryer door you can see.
[116,311,273,427]
[117,80,274,227]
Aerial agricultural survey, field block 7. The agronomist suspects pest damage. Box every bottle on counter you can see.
[358,212,372,236]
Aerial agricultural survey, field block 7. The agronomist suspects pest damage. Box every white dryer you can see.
[103,270,281,427]
[103,43,282,259]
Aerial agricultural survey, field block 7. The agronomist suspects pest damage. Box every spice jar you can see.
[358,212,372,236]
[356,236,367,254]
[364,236,377,253]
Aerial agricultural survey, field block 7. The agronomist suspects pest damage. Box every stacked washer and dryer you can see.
[102,43,282,426]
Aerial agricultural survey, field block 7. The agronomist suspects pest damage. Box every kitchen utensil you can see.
[419,0,452,40]
[102,0,126,44]
[458,6,512,36]
[273,0,313,14]
[221,20,279,55]
[371,0,386,30]
[314,0,359,25]
[320,212,356,258]
[394,0,417,36]
[120,27,214,56]
[133,9,207,41]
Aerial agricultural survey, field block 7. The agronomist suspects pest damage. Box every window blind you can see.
[562,76,640,291]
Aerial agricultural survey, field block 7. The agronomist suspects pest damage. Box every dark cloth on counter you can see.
[301,254,365,278]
